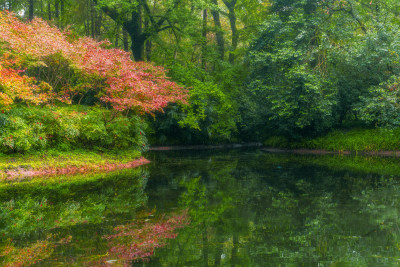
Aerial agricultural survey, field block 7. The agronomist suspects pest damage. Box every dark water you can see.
[1,149,400,266]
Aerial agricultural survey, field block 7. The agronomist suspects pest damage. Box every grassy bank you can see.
[0,149,147,180]
[264,128,400,152]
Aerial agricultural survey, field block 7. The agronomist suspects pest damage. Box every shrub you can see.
[0,105,147,153]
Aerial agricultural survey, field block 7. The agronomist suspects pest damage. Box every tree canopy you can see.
[1,0,400,144]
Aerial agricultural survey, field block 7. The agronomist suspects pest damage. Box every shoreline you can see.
[3,143,400,181]
[263,148,400,157]
[1,157,150,180]
[149,143,262,151]
[152,144,400,158]
[0,149,148,181]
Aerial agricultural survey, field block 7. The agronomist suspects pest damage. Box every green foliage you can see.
[263,136,289,148]
[328,27,400,124]
[246,13,336,139]
[301,128,400,152]
[179,80,237,140]
[356,76,400,128]
[0,115,47,152]
[243,0,400,140]
[149,62,240,144]
[0,105,147,153]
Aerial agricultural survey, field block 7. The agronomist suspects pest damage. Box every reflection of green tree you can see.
[147,152,258,266]
[145,150,400,266]
[0,168,149,265]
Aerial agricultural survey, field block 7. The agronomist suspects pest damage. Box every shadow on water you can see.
[2,148,400,266]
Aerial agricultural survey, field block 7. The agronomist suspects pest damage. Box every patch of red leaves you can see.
[2,157,150,180]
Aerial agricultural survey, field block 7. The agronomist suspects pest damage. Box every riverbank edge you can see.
[0,149,150,180]
[262,148,400,157]
[150,143,263,151]
[264,128,400,155]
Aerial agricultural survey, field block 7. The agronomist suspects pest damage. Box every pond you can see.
[1,148,400,266]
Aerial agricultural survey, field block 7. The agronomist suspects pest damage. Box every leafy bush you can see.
[148,62,240,144]
[301,128,400,152]
[0,116,47,152]
[0,105,147,153]
[356,76,400,128]
[246,15,336,139]
[264,136,289,148]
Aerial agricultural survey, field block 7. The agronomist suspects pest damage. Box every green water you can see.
[1,149,400,266]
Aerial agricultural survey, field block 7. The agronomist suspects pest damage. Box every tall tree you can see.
[222,0,237,63]
[201,8,207,68]
[28,0,34,20]
[210,0,224,60]
[95,0,183,61]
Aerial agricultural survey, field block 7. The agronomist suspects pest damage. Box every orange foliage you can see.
[0,11,187,112]
[0,53,52,107]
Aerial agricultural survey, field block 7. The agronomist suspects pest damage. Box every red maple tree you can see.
[0,11,187,112]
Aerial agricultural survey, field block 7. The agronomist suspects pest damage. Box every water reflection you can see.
[145,149,400,266]
[1,149,400,266]
[0,167,188,266]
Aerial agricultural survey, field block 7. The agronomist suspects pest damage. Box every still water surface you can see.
[1,148,400,266]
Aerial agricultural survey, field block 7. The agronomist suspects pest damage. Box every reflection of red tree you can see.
[102,211,189,265]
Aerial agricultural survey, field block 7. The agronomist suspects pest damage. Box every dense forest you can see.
[1,0,400,151]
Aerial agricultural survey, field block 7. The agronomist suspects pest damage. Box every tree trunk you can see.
[211,0,224,60]
[90,0,95,38]
[54,0,59,20]
[202,226,209,267]
[95,12,102,38]
[85,0,90,35]
[40,0,43,17]
[145,39,152,61]
[7,0,12,11]
[230,234,239,267]
[95,0,175,61]
[144,17,152,61]
[60,0,64,28]
[223,0,238,64]
[29,0,34,20]
[130,34,145,61]
[125,7,145,61]
[115,25,120,47]
[47,2,51,20]
[201,8,208,69]
[123,29,129,52]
